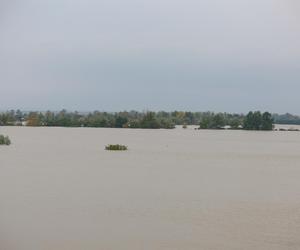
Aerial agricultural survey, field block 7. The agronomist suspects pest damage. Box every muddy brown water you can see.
[0,126,300,250]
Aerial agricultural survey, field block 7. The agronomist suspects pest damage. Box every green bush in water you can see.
[0,135,11,145]
[105,144,128,151]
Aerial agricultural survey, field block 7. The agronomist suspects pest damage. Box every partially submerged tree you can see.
[105,144,128,151]
[0,135,11,145]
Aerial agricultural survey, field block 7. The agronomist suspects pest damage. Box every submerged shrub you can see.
[105,144,128,151]
[0,135,11,145]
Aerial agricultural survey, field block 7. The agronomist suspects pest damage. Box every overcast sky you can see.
[1,0,300,113]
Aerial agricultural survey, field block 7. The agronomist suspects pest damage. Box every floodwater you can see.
[0,126,300,250]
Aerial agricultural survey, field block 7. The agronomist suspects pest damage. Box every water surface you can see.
[0,127,300,250]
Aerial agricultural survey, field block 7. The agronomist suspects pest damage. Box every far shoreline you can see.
[1,124,300,132]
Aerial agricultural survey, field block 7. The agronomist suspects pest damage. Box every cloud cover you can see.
[1,0,300,113]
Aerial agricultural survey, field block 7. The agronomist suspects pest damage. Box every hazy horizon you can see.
[1,0,300,113]
[1,109,299,118]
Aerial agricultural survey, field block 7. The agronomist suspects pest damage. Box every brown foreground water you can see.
[0,126,300,250]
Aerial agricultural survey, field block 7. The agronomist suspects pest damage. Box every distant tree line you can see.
[0,110,176,129]
[0,110,209,128]
[273,113,300,125]
[198,111,274,130]
[0,109,277,130]
[199,113,243,129]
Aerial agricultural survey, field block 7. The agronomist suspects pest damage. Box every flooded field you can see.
[0,126,300,250]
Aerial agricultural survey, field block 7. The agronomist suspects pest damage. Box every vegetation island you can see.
[0,135,11,145]
[0,109,298,131]
[105,144,128,151]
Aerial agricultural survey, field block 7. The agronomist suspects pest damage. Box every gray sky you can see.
[1,0,300,113]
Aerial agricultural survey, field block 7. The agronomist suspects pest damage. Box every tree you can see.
[199,113,225,129]
[211,113,225,129]
[229,117,241,129]
[115,116,128,128]
[199,116,210,129]
[27,112,41,126]
[243,111,273,130]
[140,112,160,129]
[261,112,274,130]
